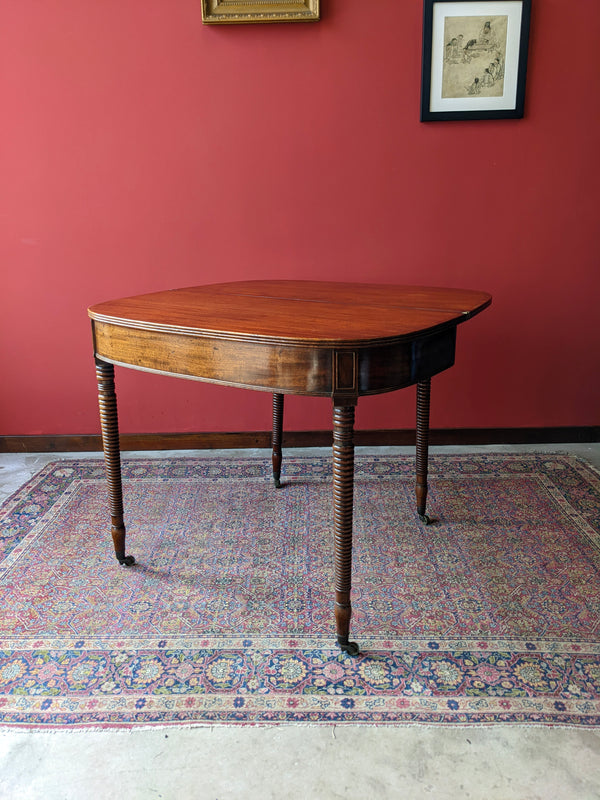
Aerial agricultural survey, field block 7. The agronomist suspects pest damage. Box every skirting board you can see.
[0,428,598,453]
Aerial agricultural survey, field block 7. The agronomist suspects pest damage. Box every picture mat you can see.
[430,1,523,113]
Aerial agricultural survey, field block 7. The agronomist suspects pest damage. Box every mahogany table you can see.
[89,280,491,654]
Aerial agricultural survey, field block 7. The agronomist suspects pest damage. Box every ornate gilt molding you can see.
[201,0,320,24]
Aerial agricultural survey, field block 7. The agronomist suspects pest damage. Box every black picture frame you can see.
[420,0,531,121]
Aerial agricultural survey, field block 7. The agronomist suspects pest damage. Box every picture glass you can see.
[442,15,508,98]
[429,1,523,113]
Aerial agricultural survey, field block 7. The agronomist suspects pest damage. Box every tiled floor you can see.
[1,444,599,799]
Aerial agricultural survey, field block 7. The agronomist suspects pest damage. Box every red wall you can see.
[2,1,599,436]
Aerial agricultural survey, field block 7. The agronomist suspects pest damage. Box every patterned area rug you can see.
[1,453,600,728]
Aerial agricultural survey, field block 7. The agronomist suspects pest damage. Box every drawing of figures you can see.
[495,53,505,79]
[467,77,481,94]
[442,15,508,99]
[445,34,464,63]
[481,67,494,88]
[463,38,478,62]
[478,20,498,49]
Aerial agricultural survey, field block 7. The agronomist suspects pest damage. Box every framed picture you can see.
[420,0,531,120]
[201,0,320,24]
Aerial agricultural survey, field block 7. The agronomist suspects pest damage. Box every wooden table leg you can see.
[95,358,135,566]
[416,378,431,525]
[332,405,360,655]
[271,393,284,488]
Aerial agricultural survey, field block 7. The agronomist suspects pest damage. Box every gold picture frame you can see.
[201,0,320,24]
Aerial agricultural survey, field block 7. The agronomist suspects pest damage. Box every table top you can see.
[88,280,492,346]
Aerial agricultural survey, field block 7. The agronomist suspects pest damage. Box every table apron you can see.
[92,321,457,398]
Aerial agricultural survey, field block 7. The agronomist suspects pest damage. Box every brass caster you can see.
[337,638,360,656]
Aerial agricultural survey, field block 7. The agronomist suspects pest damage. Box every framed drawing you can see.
[420,0,531,120]
[201,0,320,24]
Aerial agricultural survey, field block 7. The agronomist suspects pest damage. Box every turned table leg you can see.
[271,393,284,488]
[332,405,360,655]
[416,378,431,525]
[95,358,135,566]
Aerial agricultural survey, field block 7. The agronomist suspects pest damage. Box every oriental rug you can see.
[1,453,600,729]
